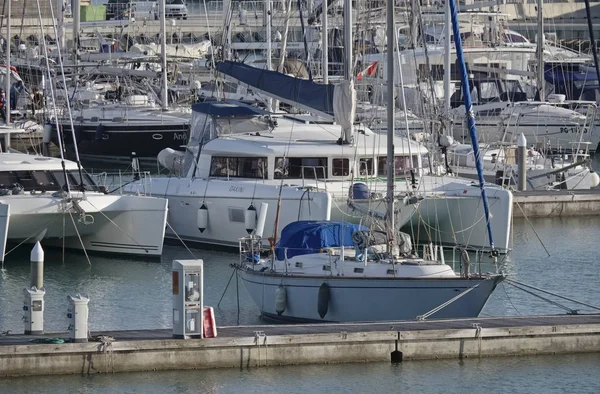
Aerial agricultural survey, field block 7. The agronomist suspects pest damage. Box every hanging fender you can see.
[317,282,330,319]
[245,204,257,234]
[95,124,105,141]
[197,203,208,233]
[275,285,287,316]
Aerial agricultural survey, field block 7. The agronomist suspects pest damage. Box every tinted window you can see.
[275,157,327,179]
[332,158,349,176]
[210,157,266,178]
[0,172,16,188]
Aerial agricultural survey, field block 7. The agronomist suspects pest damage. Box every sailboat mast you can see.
[322,0,328,84]
[5,0,10,126]
[448,0,495,251]
[343,0,352,79]
[386,0,395,245]
[536,0,545,101]
[160,0,168,110]
[266,0,273,111]
[443,1,451,113]
[584,0,600,86]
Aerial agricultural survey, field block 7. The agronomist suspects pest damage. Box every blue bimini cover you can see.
[275,221,368,261]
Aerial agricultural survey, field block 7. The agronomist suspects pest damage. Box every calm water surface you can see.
[1,216,599,392]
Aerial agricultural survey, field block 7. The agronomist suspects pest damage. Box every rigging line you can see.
[217,268,236,308]
[47,0,86,191]
[506,278,600,312]
[417,280,483,320]
[68,211,92,265]
[3,216,62,257]
[85,199,151,254]
[505,281,578,314]
[166,221,197,259]
[34,0,72,198]
[514,200,551,257]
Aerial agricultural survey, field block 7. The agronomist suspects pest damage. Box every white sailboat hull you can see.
[0,193,168,256]
[341,178,513,253]
[126,174,511,252]
[239,269,504,322]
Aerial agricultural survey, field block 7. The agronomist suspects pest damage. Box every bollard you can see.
[23,287,45,335]
[30,241,44,289]
[67,294,90,343]
[517,133,527,191]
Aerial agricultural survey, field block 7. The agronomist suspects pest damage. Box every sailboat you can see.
[236,0,505,323]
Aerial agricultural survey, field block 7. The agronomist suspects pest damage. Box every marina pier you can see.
[513,189,600,218]
[1,314,600,377]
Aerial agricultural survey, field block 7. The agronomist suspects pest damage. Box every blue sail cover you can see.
[216,61,336,117]
[275,221,368,261]
[191,100,269,117]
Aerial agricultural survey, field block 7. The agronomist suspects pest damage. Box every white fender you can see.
[245,204,256,234]
[197,203,208,233]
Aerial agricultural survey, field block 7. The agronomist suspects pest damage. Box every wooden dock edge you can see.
[1,323,600,377]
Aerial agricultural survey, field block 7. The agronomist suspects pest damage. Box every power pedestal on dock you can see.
[23,287,45,335]
[172,260,204,339]
[67,294,90,343]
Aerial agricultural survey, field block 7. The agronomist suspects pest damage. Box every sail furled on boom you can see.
[216,60,336,119]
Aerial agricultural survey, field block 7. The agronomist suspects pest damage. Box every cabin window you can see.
[70,172,99,191]
[228,208,245,223]
[0,172,16,188]
[51,171,100,192]
[358,158,375,176]
[210,157,266,179]
[31,171,57,189]
[275,157,328,179]
[13,171,36,189]
[332,158,350,176]
[479,82,500,102]
[378,156,415,176]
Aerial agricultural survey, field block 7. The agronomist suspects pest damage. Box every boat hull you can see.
[124,178,332,248]
[0,193,168,257]
[340,179,513,253]
[52,122,188,162]
[239,269,504,322]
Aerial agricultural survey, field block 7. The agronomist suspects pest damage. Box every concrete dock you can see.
[513,190,600,218]
[1,314,600,377]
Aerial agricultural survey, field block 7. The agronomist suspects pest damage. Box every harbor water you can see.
[1,216,599,392]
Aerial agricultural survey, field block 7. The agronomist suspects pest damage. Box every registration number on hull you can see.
[560,127,587,134]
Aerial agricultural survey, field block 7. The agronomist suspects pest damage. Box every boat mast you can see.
[536,0,545,101]
[343,0,352,80]
[35,0,72,198]
[342,0,352,144]
[322,0,328,84]
[443,0,451,114]
[160,0,168,110]
[73,0,80,70]
[266,0,272,111]
[584,0,600,87]
[386,0,395,248]
[448,0,495,251]
[5,0,10,127]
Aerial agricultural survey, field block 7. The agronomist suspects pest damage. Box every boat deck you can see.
[2,313,599,346]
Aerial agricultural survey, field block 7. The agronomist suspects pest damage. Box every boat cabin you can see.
[183,101,427,182]
[0,154,103,193]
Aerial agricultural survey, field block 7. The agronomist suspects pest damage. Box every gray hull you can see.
[240,270,504,323]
